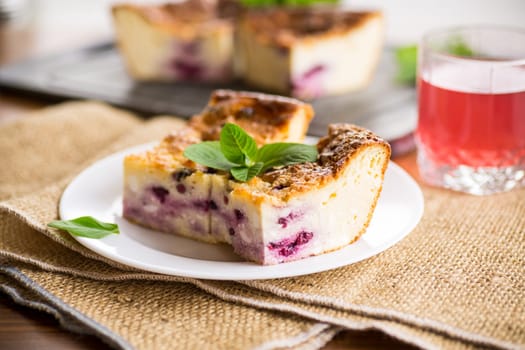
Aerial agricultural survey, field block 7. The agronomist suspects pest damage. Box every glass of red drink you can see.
[417,26,525,195]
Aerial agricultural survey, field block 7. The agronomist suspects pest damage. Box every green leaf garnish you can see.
[183,123,318,182]
[183,141,238,171]
[48,216,119,239]
[256,143,319,173]
[231,163,264,182]
[395,38,475,85]
[220,123,258,166]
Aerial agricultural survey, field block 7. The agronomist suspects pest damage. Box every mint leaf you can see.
[48,216,119,239]
[183,141,238,171]
[256,143,318,173]
[183,124,318,182]
[231,163,264,182]
[395,45,418,85]
[220,123,258,166]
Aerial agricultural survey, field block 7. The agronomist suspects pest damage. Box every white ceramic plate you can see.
[60,142,424,280]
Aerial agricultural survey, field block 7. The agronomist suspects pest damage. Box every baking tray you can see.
[0,42,417,154]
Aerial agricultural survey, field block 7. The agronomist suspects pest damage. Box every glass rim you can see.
[420,25,525,67]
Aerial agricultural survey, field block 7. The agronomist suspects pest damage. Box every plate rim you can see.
[60,143,424,280]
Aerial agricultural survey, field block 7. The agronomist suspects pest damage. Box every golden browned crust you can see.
[125,89,314,171]
[112,0,237,35]
[260,123,391,199]
[124,126,204,172]
[189,89,314,144]
[241,8,383,48]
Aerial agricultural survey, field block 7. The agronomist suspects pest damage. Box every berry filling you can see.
[151,186,169,203]
[172,59,203,80]
[234,209,245,221]
[277,211,303,228]
[268,230,314,257]
[291,64,326,98]
[176,184,186,194]
[172,168,194,182]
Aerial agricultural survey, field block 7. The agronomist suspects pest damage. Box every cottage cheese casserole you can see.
[123,90,390,264]
[112,0,384,99]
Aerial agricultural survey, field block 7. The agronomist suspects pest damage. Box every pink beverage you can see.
[416,26,525,195]
[417,64,525,168]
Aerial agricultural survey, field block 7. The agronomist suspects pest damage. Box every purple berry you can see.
[228,228,235,236]
[176,184,186,194]
[291,64,325,98]
[303,65,325,80]
[278,246,294,257]
[295,231,313,245]
[277,217,288,228]
[205,168,218,174]
[173,59,202,80]
[172,168,194,182]
[268,230,314,257]
[193,200,209,212]
[277,211,302,228]
[234,209,245,221]
[152,186,169,203]
[209,200,218,210]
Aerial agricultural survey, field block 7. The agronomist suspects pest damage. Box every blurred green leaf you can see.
[395,45,418,85]
[395,38,475,86]
[446,37,474,57]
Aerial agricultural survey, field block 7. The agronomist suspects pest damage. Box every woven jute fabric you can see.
[1,101,524,349]
[0,102,333,350]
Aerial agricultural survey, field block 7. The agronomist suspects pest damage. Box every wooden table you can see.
[0,21,419,350]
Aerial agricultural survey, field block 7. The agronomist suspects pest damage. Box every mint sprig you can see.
[220,122,258,166]
[184,123,318,182]
[48,216,119,239]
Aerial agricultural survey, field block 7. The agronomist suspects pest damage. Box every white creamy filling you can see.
[291,16,384,95]
[114,9,233,81]
[113,10,172,79]
[256,148,387,261]
[124,146,387,263]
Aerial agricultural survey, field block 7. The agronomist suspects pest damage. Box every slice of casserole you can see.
[112,0,237,82]
[213,124,390,264]
[123,90,314,244]
[123,91,390,264]
[189,89,314,145]
[236,8,384,99]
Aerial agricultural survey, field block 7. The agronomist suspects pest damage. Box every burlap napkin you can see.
[1,102,524,350]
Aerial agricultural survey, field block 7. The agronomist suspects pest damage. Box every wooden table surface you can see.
[0,19,419,350]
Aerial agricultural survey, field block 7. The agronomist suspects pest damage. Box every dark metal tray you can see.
[0,42,416,145]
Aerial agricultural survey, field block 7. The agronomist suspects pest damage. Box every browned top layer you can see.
[161,127,202,155]
[258,123,390,198]
[189,90,314,144]
[125,126,205,171]
[113,0,238,27]
[126,89,314,171]
[242,8,382,47]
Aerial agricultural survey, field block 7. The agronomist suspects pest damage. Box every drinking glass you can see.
[416,26,525,195]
